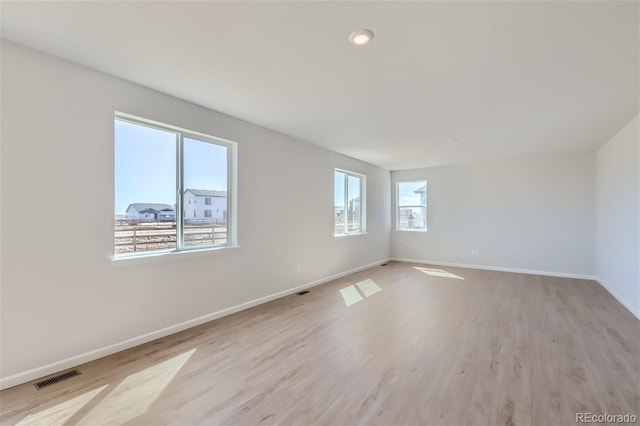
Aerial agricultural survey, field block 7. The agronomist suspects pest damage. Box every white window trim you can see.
[396,179,428,232]
[111,245,241,265]
[113,112,238,260]
[334,168,366,237]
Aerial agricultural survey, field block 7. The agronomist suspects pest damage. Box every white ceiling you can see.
[2,1,638,170]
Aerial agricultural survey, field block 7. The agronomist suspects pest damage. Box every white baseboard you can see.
[390,257,597,280]
[0,258,389,391]
[391,258,639,319]
[595,277,640,320]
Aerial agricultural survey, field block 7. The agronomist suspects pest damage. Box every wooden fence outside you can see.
[114,220,227,254]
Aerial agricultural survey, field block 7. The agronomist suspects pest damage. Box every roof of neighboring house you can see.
[414,185,426,193]
[126,203,175,213]
[185,189,227,197]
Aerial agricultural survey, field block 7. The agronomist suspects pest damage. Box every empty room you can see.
[0,1,638,425]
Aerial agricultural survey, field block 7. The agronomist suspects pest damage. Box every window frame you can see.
[396,180,428,232]
[334,168,366,237]
[114,112,238,259]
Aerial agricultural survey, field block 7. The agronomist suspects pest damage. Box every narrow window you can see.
[397,180,427,231]
[114,114,236,257]
[334,169,366,236]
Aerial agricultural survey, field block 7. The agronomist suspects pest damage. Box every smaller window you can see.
[204,210,212,218]
[397,180,427,231]
[205,197,211,205]
[334,169,366,235]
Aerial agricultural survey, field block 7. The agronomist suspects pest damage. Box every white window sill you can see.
[396,229,429,233]
[111,245,240,266]
[334,232,368,239]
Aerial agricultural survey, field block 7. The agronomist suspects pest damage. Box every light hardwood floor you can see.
[1,262,638,425]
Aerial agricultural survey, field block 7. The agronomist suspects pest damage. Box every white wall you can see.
[0,40,391,386]
[391,152,596,277]
[596,115,639,318]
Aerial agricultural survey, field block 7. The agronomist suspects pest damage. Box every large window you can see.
[114,114,236,257]
[397,180,427,231]
[334,169,365,235]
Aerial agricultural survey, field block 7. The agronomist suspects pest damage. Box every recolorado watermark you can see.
[576,412,637,423]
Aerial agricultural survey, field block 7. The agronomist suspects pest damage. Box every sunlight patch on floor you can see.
[414,266,464,280]
[340,278,383,307]
[77,348,196,424]
[16,384,108,426]
[356,278,382,297]
[340,285,364,307]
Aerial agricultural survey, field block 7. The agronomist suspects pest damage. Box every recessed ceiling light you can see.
[348,29,374,46]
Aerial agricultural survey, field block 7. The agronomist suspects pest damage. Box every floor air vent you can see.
[35,370,81,389]
[297,290,309,295]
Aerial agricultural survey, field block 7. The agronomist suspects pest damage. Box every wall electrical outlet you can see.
[471,250,480,256]
[297,265,302,273]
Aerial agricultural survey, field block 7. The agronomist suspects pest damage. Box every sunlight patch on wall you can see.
[414,266,464,280]
[17,384,109,426]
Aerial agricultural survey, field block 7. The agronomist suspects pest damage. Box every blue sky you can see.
[398,181,424,205]
[333,171,362,207]
[116,120,422,214]
[114,120,227,214]
[334,171,345,207]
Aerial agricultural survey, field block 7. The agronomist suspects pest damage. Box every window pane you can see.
[398,181,425,206]
[347,175,361,232]
[398,181,427,230]
[183,137,228,248]
[398,206,426,229]
[334,171,345,234]
[114,120,177,255]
